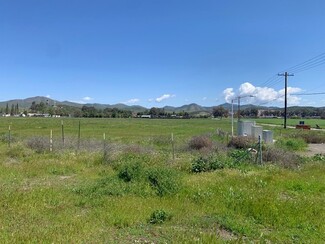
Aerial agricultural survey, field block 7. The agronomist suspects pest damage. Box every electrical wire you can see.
[257,52,325,90]
[294,92,325,96]
[280,52,325,74]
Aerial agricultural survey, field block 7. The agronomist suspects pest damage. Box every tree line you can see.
[1,101,324,119]
[212,105,325,119]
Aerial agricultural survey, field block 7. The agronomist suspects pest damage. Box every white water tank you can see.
[237,121,256,136]
[263,130,273,143]
[251,125,263,139]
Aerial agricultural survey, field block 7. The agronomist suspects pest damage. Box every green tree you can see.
[5,103,9,114]
[30,101,37,113]
[212,106,228,119]
[15,103,19,115]
[10,104,15,116]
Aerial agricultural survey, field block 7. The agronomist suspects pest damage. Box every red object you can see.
[295,125,311,130]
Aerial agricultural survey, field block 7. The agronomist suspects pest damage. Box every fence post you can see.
[8,125,11,148]
[50,129,53,152]
[103,132,107,161]
[258,135,262,164]
[61,120,65,147]
[171,133,175,161]
[77,121,81,151]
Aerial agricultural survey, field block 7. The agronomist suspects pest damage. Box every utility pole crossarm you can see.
[278,72,294,129]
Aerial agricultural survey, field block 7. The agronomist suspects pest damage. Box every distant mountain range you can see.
[0,96,323,114]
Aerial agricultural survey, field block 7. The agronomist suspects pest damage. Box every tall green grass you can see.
[0,118,324,242]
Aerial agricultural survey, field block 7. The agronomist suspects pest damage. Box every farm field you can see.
[255,118,325,129]
[0,118,324,243]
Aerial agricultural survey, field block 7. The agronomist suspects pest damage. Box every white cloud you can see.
[223,88,235,103]
[124,98,140,104]
[83,96,93,101]
[155,94,175,103]
[239,82,256,95]
[223,82,303,105]
[202,97,207,101]
[148,98,154,102]
[69,96,94,104]
[45,95,51,98]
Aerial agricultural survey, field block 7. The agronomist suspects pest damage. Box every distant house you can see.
[141,115,151,118]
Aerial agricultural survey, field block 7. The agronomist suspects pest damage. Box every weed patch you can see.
[191,154,236,173]
[148,209,172,224]
[118,161,144,182]
[147,167,181,197]
[275,138,307,151]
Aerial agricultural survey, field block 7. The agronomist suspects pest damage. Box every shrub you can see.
[229,149,251,162]
[312,154,325,161]
[118,161,143,182]
[294,131,325,144]
[263,146,302,168]
[191,156,210,173]
[148,209,171,224]
[26,136,49,153]
[188,135,213,150]
[228,136,256,149]
[191,154,238,173]
[147,167,180,197]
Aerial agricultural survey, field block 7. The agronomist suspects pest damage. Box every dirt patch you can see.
[302,144,325,157]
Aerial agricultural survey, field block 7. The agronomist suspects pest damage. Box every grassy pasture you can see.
[255,117,325,128]
[0,117,324,243]
[0,117,229,141]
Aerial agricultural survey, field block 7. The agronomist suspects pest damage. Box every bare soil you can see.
[302,143,325,156]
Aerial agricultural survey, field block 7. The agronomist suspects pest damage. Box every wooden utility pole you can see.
[278,72,294,129]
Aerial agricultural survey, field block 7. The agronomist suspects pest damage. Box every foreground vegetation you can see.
[0,118,324,242]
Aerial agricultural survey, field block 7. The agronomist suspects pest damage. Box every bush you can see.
[147,167,180,197]
[191,154,238,173]
[188,135,213,150]
[148,209,171,224]
[263,146,302,168]
[294,131,325,144]
[229,149,252,161]
[26,136,49,153]
[191,156,210,173]
[312,154,325,161]
[228,136,256,149]
[118,161,143,182]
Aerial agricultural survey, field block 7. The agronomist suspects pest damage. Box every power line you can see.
[294,92,325,96]
[291,58,325,73]
[280,52,325,73]
[258,52,325,90]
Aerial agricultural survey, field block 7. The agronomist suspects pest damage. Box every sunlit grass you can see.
[0,118,324,242]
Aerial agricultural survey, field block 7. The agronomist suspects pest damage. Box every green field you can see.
[1,117,225,140]
[255,118,325,128]
[0,118,324,243]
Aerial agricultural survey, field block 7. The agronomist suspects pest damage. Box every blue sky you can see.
[1,0,325,108]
